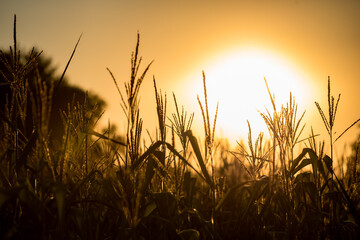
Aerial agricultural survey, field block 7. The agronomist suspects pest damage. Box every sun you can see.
[180,47,312,146]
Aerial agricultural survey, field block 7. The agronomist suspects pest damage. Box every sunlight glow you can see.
[181,48,311,145]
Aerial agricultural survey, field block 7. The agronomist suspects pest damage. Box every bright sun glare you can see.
[181,48,311,146]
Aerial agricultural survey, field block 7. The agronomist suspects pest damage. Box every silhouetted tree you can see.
[0,48,106,147]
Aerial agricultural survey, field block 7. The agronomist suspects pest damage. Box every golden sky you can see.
[1,0,360,154]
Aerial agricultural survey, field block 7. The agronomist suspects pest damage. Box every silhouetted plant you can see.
[1,15,360,240]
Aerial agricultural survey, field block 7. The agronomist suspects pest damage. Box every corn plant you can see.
[1,15,360,239]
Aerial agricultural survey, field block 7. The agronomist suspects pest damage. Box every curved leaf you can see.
[184,130,214,189]
[178,229,200,240]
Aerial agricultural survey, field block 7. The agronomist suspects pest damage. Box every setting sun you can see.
[182,47,311,144]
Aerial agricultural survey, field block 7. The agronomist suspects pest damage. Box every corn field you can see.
[1,17,360,240]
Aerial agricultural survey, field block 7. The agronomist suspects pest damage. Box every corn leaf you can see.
[184,130,214,189]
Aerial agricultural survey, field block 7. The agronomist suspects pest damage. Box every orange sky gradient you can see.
[1,0,360,158]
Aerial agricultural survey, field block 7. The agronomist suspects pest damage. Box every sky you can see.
[1,0,360,158]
